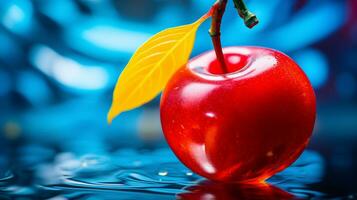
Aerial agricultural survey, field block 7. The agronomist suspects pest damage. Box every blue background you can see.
[0,0,356,199]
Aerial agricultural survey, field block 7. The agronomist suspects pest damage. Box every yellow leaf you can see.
[108,14,210,124]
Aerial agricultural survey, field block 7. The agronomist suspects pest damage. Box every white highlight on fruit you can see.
[228,55,241,64]
[182,83,217,104]
[188,47,278,82]
[205,112,216,118]
[190,144,216,174]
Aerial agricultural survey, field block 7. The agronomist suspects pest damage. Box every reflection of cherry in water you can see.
[177,181,294,200]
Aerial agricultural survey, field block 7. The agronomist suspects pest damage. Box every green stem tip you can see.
[232,0,259,28]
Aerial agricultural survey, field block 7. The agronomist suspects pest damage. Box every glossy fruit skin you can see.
[160,46,316,183]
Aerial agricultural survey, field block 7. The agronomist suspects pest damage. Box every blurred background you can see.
[0,0,356,199]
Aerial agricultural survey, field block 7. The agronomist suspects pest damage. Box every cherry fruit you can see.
[160,46,316,182]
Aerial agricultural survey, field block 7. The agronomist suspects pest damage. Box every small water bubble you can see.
[186,172,193,176]
[47,196,68,200]
[80,159,99,168]
[158,171,168,176]
[58,159,80,171]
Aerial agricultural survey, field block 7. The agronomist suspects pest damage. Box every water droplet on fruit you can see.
[267,151,274,157]
[205,112,216,118]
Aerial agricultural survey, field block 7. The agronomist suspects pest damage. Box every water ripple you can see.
[0,149,336,199]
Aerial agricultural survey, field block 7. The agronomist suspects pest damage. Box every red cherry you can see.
[160,47,316,183]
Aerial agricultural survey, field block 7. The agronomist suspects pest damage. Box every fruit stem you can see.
[209,0,228,73]
[209,0,259,73]
[232,0,259,28]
